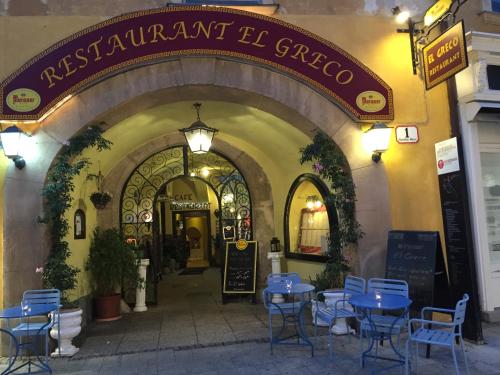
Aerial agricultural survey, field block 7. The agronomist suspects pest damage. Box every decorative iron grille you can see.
[120,146,252,240]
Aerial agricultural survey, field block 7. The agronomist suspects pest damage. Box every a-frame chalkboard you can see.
[222,240,258,303]
[385,230,449,315]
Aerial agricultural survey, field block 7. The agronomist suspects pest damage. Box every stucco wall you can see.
[0,12,453,307]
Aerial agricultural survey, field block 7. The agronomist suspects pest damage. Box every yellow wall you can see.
[64,169,99,301]
[281,15,449,256]
[0,159,6,307]
[0,14,451,297]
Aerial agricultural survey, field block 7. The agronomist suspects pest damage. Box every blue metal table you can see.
[0,304,58,374]
[350,293,412,374]
[266,282,315,356]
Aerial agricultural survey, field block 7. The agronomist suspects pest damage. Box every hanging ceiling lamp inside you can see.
[179,103,218,154]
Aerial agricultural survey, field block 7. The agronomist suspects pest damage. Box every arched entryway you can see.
[120,145,253,304]
[2,58,392,308]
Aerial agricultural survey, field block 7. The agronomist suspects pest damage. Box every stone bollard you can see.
[134,258,150,312]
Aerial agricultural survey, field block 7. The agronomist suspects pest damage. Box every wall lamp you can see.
[392,6,422,75]
[363,123,392,163]
[179,103,218,154]
[0,125,28,169]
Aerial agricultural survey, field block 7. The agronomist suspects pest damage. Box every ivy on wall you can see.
[300,131,362,288]
[41,126,112,306]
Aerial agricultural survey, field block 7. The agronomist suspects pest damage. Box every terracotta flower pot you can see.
[95,293,122,322]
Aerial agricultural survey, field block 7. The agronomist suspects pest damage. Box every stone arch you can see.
[2,57,391,307]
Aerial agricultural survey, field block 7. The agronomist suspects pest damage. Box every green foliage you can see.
[310,255,352,297]
[41,126,112,306]
[301,131,362,292]
[86,228,141,296]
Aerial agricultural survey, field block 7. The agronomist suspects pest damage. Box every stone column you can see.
[134,259,150,312]
[267,252,284,303]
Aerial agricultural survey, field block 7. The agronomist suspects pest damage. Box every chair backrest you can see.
[344,275,366,296]
[453,294,469,325]
[23,289,61,310]
[267,272,301,286]
[367,278,408,297]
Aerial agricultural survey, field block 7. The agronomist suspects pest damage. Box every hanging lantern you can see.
[179,103,218,154]
[270,237,281,252]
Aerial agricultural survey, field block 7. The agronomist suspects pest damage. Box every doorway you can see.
[172,210,212,268]
[120,146,253,304]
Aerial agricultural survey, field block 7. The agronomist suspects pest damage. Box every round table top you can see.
[267,282,315,295]
[0,304,58,319]
[349,293,412,310]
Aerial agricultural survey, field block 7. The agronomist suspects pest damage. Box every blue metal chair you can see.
[405,294,470,375]
[10,289,61,366]
[359,278,409,355]
[313,275,366,358]
[263,273,303,353]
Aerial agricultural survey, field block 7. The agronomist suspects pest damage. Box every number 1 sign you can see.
[396,126,419,144]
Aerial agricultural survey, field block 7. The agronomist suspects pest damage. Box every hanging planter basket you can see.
[90,192,111,210]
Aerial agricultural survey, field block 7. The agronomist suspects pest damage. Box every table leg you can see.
[1,328,19,375]
[359,308,409,374]
[269,300,314,356]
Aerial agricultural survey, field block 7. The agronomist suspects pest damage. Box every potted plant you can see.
[89,191,111,209]
[86,227,140,321]
[300,131,361,332]
[40,126,112,356]
[310,252,351,328]
[87,168,112,209]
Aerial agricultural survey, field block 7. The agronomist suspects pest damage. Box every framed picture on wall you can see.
[223,226,236,240]
[74,209,86,240]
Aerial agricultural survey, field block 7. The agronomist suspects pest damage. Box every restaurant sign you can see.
[424,0,453,27]
[0,7,393,122]
[422,21,468,90]
[171,201,210,210]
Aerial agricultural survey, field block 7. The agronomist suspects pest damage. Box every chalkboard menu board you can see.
[223,240,258,294]
[438,150,484,342]
[386,230,447,314]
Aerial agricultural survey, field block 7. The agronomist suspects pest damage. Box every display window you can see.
[284,174,338,262]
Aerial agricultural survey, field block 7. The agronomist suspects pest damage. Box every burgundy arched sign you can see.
[0,7,393,122]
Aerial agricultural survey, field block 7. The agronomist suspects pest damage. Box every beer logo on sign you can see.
[6,89,41,112]
[236,239,248,251]
[356,91,386,113]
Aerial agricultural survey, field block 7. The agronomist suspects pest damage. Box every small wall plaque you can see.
[396,126,419,144]
[74,209,86,239]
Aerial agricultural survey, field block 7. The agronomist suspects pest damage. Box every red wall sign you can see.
[0,7,393,122]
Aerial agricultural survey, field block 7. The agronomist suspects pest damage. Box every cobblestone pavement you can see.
[3,268,500,374]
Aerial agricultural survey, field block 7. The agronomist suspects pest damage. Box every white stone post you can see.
[267,252,285,303]
[134,258,150,312]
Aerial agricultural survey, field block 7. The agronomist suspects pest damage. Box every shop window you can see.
[284,174,338,262]
[487,65,500,90]
[481,150,500,264]
[493,0,500,12]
